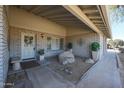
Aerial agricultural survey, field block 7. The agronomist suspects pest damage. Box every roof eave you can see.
[100,5,112,38]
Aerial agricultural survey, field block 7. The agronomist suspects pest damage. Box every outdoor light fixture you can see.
[40,33,44,38]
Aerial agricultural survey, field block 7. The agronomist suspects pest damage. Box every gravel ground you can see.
[118,53,124,64]
[118,53,124,87]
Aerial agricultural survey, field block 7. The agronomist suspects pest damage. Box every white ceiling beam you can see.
[88,16,102,19]
[63,5,103,34]
[83,9,99,14]
[95,23,104,25]
[35,6,53,15]
[52,18,77,21]
[92,20,103,23]
[29,6,41,13]
[94,23,104,25]
[98,26,107,28]
[47,14,72,19]
[40,7,64,16]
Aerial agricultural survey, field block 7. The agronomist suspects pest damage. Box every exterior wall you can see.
[0,6,9,87]
[8,6,66,37]
[9,26,107,60]
[66,31,107,59]
[66,27,91,36]
[9,26,65,59]
[66,32,100,58]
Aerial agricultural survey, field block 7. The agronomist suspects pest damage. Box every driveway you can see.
[26,50,122,88]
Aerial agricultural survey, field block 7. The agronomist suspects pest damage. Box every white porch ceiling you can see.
[15,5,92,31]
[78,5,110,37]
[14,5,110,37]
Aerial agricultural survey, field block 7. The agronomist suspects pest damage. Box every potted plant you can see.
[37,49,45,61]
[67,42,73,52]
[90,42,100,61]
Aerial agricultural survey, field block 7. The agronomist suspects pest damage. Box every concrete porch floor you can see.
[26,50,122,88]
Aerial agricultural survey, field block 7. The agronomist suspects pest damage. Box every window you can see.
[60,38,64,49]
[51,37,60,50]
[47,37,52,50]
[47,37,64,50]
[56,38,60,50]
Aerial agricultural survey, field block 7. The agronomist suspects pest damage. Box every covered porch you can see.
[6,50,121,88]
[9,5,110,60]
[0,5,111,87]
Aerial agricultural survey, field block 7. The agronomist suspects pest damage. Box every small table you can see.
[11,60,21,71]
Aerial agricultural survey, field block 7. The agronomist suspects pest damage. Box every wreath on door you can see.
[24,36,33,46]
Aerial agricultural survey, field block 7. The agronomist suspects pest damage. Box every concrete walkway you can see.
[77,50,122,88]
[26,50,122,88]
[26,66,74,88]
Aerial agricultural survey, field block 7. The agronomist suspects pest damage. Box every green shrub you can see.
[91,42,100,51]
[37,49,44,55]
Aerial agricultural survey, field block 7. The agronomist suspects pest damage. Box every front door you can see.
[21,33,35,59]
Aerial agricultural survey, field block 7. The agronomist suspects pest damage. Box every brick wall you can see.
[0,6,9,87]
